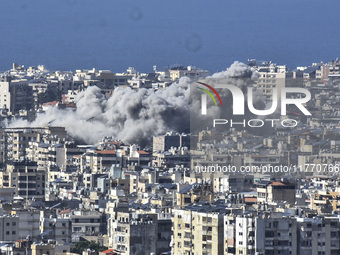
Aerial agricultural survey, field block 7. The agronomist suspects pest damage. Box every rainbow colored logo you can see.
[196,82,222,106]
[196,82,222,115]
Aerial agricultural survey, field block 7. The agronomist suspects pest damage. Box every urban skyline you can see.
[0,57,339,254]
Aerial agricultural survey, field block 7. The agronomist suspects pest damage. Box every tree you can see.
[71,241,107,254]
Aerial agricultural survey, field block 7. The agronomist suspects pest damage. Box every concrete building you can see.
[0,81,11,111]
[0,160,45,199]
[257,181,295,204]
[297,216,340,255]
[98,70,115,88]
[177,183,213,208]
[59,210,106,237]
[153,132,190,152]
[168,66,209,81]
[253,61,288,102]
[0,126,67,162]
[110,211,158,255]
[12,209,41,241]
[10,79,34,114]
[310,190,340,214]
[31,243,55,255]
[224,211,298,255]
[212,174,254,193]
[83,149,119,173]
[0,208,19,241]
[172,207,224,255]
[255,212,298,255]
[40,215,72,244]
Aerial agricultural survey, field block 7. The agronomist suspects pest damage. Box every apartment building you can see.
[110,210,158,255]
[59,210,106,237]
[0,208,19,241]
[212,174,254,193]
[255,213,297,255]
[0,160,45,199]
[83,149,119,173]
[40,215,72,244]
[172,207,224,255]
[297,216,340,255]
[168,66,209,81]
[257,180,295,204]
[12,209,41,241]
[10,79,33,110]
[153,132,190,152]
[310,191,340,214]
[0,126,67,162]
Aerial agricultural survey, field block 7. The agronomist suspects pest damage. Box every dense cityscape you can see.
[0,58,339,255]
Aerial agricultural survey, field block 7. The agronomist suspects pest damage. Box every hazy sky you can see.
[0,0,339,72]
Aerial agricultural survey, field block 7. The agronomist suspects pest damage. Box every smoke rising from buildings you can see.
[8,61,263,145]
[9,78,191,145]
[190,61,275,136]
[209,61,255,79]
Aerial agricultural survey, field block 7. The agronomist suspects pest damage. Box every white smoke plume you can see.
[8,62,259,145]
[209,61,255,79]
[9,78,191,145]
[190,61,270,134]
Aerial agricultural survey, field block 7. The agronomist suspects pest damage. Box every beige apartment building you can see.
[108,208,158,255]
[0,160,45,199]
[253,63,288,103]
[0,126,66,163]
[172,208,224,255]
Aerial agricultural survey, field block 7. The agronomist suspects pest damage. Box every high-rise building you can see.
[172,207,224,255]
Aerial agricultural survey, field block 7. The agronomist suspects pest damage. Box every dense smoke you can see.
[8,61,263,145]
[10,79,191,145]
[209,61,255,79]
[190,61,267,133]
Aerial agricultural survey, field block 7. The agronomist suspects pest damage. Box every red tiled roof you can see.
[101,249,117,254]
[244,197,257,203]
[16,239,27,242]
[58,208,71,215]
[95,150,116,155]
[101,249,114,253]
[42,101,58,106]
[270,181,285,186]
[137,150,149,155]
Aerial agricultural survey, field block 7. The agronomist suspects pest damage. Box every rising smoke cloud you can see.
[8,61,259,145]
[209,61,255,79]
[9,77,191,145]
[190,61,262,130]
